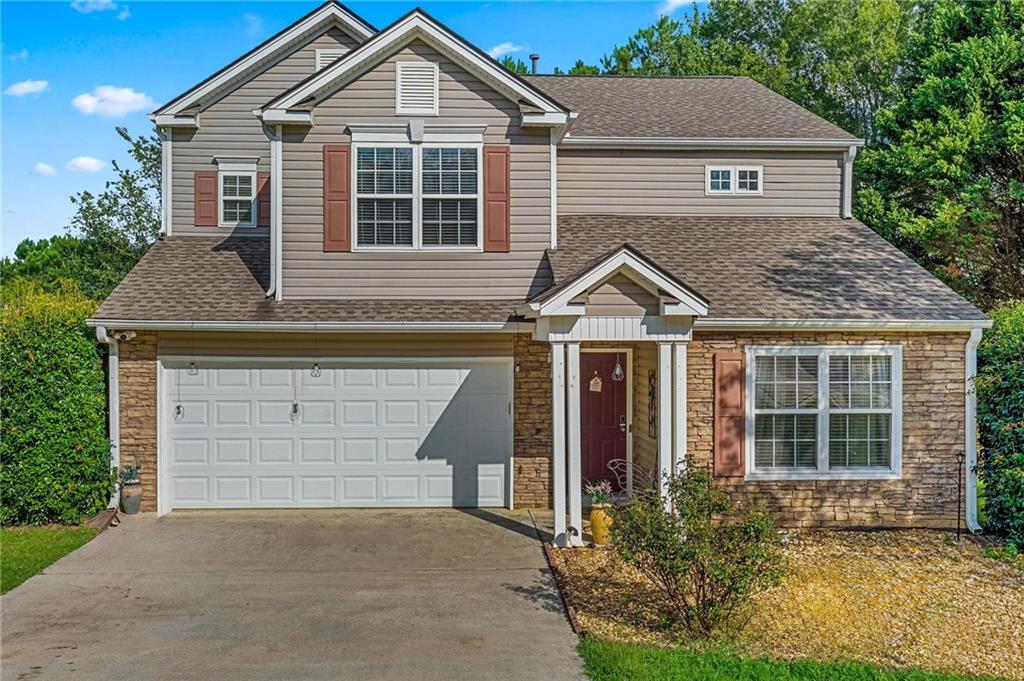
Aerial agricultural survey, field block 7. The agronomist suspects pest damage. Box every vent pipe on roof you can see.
[530,54,539,74]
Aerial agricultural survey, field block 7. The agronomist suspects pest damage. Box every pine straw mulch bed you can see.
[549,530,1024,680]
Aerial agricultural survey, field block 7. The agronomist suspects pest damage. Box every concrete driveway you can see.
[1,510,584,681]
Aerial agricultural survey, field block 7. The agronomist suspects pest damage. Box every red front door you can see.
[580,352,628,491]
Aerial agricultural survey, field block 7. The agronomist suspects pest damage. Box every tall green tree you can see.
[855,0,1024,308]
[598,0,920,142]
[2,127,161,300]
[500,55,529,74]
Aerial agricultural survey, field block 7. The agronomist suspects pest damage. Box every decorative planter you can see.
[589,504,613,546]
[121,481,142,514]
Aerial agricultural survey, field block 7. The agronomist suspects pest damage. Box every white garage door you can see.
[162,359,512,509]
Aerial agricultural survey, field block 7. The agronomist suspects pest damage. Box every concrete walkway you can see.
[1,509,584,681]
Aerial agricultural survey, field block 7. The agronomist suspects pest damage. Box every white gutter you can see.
[842,144,859,219]
[149,113,198,129]
[693,318,993,332]
[95,327,120,510]
[965,328,983,533]
[561,135,866,151]
[87,319,533,333]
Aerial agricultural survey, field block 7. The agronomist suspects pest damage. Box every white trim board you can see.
[154,1,375,118]
[561,136,866,150]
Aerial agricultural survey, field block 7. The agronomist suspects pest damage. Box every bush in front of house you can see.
[609,469,785,639]
[0,280,112,524]
[976,300,1024,549]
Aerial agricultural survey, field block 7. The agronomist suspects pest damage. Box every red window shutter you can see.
[714,352,746,477]
[323,144,351,252]
[257,172,271,228]
[483,145,510,252]
[194,171,219,227]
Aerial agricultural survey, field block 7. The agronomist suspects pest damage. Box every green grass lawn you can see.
[579,638,999,681]
[1,526,99,594]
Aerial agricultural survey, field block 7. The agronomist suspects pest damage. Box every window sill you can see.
[745,469,901,482]
[352,245,483,253]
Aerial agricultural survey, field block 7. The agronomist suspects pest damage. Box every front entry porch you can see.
[549,340,689,546]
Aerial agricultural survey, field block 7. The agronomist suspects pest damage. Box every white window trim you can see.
[350,142,483,252]
[216,158,258,229]
[744,345,903,481]
[395,61,439,116]
[705,165,764,196]
[315,48,350,72]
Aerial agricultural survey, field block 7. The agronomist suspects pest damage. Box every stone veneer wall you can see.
[513,331,970,528]
[119,331,158,511]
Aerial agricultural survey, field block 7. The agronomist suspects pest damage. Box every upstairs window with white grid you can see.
[356,147,414,247]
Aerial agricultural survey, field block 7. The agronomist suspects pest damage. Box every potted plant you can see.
[119,459,143,514]
[584,480,614,546]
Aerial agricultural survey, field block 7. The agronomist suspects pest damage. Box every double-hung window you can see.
[705,165,763,195]
[747,346,902,480]
[354,144,481,250]
[217,159,257,228]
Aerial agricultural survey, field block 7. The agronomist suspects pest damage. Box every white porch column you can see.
[566,342,583,546]
[673,342,687,473]
[657,343,673,501]
[551,342,567,547]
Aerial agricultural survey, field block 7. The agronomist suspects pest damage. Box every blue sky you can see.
[1,0,697,257]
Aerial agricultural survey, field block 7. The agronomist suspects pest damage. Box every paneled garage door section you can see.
[164,360,511,509]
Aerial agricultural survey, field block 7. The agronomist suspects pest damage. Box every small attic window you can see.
[396,61,439,115]
[315,48,349,71]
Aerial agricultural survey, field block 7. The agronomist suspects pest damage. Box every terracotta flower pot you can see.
[589,504,613,546]
[121,481,142,514]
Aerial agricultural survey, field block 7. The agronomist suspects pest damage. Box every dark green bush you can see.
[609,469,785,639]
[976,300,1024,548]
[1,280,112,524]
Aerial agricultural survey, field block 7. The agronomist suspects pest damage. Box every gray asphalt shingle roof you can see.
[547,215,986,321]
[90,236,523,324]
[524,75,860,141]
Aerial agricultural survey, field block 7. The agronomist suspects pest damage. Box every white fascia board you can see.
[521,112,571,127]
[86,319,533,333]
[693,318,992,331]
[560,136,866,151]
[258,109,313,125]
[155,3,375,117]
[150,114,198,128]
[536,250,709,318]
[267,13,566,115]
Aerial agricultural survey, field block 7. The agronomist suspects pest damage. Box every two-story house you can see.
[91,2,990,545]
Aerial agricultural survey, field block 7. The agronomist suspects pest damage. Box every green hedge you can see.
[1,280,112,524]
[976,301,1024,547]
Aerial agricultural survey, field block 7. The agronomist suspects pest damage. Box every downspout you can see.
[275,124,283,301]
[965,328,983,533]
[96,326,120,510]
[266,126,280,298]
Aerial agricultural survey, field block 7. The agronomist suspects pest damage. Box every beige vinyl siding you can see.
[171,28,360,236]
[158,331,513,358]
[558,149,843,217]
[585,274,659,316]
[280,40,553,300]
[634,343,658,479]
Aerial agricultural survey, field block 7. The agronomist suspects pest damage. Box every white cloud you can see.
[117,5,130,20]
[656,0,693,16]
[72,85,154,117]
[66,156,106,173]
[70,0,117,13]
[5,79,49,97]
[33,162,56,176]
[8,48,29,62]
[487,42,525,59]
[242,13,264,37]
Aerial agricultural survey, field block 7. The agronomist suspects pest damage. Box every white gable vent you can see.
[396,61,439,115]
[315,48,349,71]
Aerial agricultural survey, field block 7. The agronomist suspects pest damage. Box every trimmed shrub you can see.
[976,300,1024,548]
[609,469,785,639]
[1,280,112,524]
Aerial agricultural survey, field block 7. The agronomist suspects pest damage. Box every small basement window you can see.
[216,159,258,228]
[705,165,763,196]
